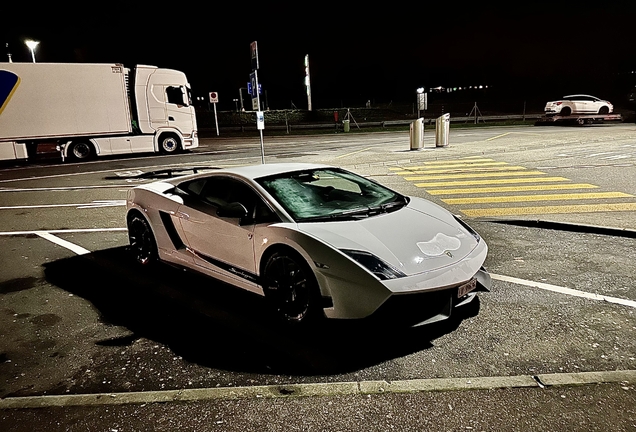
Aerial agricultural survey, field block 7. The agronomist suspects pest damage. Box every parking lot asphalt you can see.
[2,124,636,430]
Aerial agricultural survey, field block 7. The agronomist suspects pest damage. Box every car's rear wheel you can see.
[598,106,610,114]
[560,107,571,116]
[127,214,158,265]
[263,251,322,325]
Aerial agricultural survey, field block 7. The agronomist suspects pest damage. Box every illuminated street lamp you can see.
[25,40,39,63]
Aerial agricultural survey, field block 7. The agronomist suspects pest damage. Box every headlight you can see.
[340,249,406,280]
[453,215,481,242]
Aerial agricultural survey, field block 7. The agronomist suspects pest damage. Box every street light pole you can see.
[25,40,39,63]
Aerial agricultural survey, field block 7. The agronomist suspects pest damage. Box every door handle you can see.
[176,211,190,220]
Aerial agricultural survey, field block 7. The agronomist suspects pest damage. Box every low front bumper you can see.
[360,266,490,327]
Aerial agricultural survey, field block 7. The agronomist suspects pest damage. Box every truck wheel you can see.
[159,134,181,154]
[68,141,95,161]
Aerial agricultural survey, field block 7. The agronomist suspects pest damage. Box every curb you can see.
[2,370,635,410]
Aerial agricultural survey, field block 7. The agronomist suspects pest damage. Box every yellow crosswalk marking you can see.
[406,171,545,181]
[443,192,633,205]
[462,203,636,217]
[393,166,527,176]
[389,158,495,170]
[415,177,570,187]
[426,184,599,195]
[392,162,508,173]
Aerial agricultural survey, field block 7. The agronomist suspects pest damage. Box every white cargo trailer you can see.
[0,63,198,161]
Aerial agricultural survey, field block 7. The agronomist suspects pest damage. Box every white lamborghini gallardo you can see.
[126,163,491,327]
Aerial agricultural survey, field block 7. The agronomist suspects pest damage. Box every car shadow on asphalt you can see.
[43,247,479,377]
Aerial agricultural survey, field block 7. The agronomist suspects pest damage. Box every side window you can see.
[177,176,279,224]
[203,178,278,224]
[175,179,207,199]
[166,86,186,106]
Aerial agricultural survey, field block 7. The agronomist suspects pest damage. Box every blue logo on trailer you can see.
[0,70,20,116]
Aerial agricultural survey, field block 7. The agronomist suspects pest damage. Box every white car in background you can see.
[545,94,613,116]
[126,163,491,327]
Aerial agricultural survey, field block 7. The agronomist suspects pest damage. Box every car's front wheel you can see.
[598,106,610,114]
[263,251,322,325]
[127,214,158,265]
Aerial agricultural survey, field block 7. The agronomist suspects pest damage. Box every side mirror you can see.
[217,202,248,219]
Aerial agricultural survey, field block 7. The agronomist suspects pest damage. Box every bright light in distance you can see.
[416,87,424,94]
[25,40,39,50]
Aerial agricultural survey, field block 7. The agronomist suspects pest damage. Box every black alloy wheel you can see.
[128,215,158,265]
[263,252,321,325]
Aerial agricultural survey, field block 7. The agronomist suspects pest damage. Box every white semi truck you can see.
[0,63,198,161]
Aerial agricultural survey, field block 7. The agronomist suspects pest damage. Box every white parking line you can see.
[491,273,636,308]
[35,232,91,255]
[3,229,635,310]
[0,185,132,192]
[0,228,127,236]
[0,200,126,210]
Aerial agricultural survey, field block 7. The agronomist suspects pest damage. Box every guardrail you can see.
[200,114,546,134]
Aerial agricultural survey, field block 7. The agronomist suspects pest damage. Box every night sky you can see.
[3,4,636,111]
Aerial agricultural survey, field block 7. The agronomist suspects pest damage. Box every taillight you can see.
[556,102,562,105]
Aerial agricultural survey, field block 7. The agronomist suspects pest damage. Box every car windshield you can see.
[257,168,407,222]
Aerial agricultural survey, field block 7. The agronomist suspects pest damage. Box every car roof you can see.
[163,162,334,185]
[216,162,332,179]
[562,94,600,100]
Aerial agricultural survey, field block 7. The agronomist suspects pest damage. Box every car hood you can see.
[297,204,478,276]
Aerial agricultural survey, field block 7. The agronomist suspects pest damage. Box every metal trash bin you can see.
[435,113,450,147]
[343,119,350,132]
[410,118,424,150]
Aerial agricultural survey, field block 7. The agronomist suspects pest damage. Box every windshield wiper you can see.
[299,207,373,222]
[378,199,407,212]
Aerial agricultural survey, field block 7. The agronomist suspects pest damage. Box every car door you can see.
[174,176,262,286]
[579,96,596,114]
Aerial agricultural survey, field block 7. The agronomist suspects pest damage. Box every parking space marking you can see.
[5,228,635,310]
[491,273,636,308]
[35,232,91,255]
[336,147,373,159]
[0,228,127,236]
[0,185,132,193]
[0,200,126,210]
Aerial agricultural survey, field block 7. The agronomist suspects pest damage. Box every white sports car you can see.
[544,94,613,116]
[126,163,491,327]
